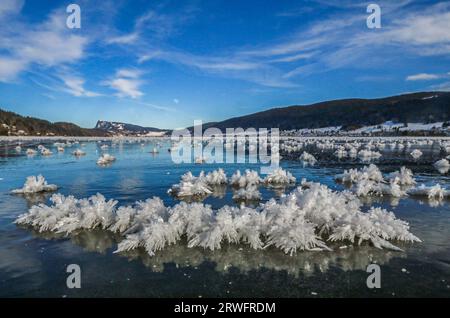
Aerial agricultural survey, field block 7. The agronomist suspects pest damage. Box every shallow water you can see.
[0,139,449,297]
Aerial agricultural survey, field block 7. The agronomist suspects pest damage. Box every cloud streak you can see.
[406,73,441,81]
[103,69,144,99]
[0,9,89,82]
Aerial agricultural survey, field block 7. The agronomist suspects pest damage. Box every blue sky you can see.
[0,0,449,129]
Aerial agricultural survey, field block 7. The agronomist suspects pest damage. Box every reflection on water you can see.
[24,226,404,277]
[120,243,404,277]
[11,192,53,208]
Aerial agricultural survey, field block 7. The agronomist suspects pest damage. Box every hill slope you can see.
[200,92,450,131]
[0,109,109,136]
[95,120,167,136]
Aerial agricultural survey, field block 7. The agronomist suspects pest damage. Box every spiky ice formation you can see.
[352,178,405,197]
[299,152,317,166]
[388,167,416,186]
[336,165,412,198]
[407,184,449,200]
[15,193,117,233]
[336,164,384,184]
[168,171,212,198]
[264,167,296,186]
[97,153,116,166]
[11,175,58,194]
[434,159,450,169]
[16,181,421,256]
[232,184,262,201]
[410,149,423,159]
[72,149,86,156]
[230,169,262,188]
[40,147,52,156]
[357,149,382,160]
[26,148,37,155]
[205,168,227,185]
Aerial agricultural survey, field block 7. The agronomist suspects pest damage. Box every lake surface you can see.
[0,138,449,297]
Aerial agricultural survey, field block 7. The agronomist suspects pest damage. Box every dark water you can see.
[0,139,449,297]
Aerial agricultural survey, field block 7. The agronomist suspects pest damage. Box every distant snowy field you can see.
[282,121,449,136]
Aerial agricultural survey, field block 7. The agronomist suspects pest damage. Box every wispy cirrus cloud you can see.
[61,75,102,97]
[103,68,144,99]
[106,32,139,45]
[406,73,441,81]
[29,71,102,98]
[0,6,89,82]
[128,1,449,87]
[105,4,199,46]
[430,81,450,91]
[0,0,24,18]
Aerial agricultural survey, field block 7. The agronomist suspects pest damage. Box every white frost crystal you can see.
[388,167,416,186]
[16,181,421,256]
[407,184,449,200]
[12,175,58,194]
[299,152,317,166]
[336,165,418,197]
[205,168,227,185]
[72,149,86,156]
[434,159,450,169]
[410,149,423,159]
[264,167,296,186]
[230,170,262,188]
[97,153,116,165]
[26,148,37,155]
[232,184,262,201]
[336,164,384,184]
[168,171,212,198]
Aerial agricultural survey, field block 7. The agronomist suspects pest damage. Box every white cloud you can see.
[173,98,179,104]
[116,68,141,79]
[106,32,139,45]
[42,93,56,100]
[134,100,174,112]
[385,11,450,47]
[0,0,24,19]
[270,52,317,63]
[150,50,297,88]
[406,73,440,81]
[430,81,450,92]
[0,9,88,81]
[104,69,144,99]
[108,78,143,99]
[61,76,102,97]
[0,57,26,82]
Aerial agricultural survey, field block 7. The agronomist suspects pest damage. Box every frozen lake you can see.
[0,137,449,297]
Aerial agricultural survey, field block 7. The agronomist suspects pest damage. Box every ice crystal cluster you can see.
[168,168,295,200]
[230,169,262,188]
[299,152,317,166]
[97,154,116,166]
[16,180,421,256]
[410,149,423,159]
[72,149,86,156]
[263,168,296,186]
[168,171,213,198]
[12,175,58,194]
[232,184,262,201]
[336,164,449,200]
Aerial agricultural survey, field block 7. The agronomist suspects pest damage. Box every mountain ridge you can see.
[0,108,109,136]
[197,91,450,131]
[95,120,167,136]
[1,91,449,136]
